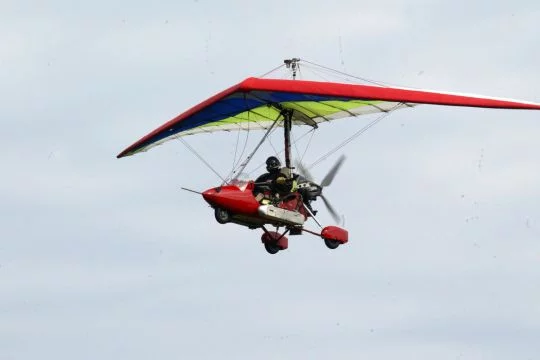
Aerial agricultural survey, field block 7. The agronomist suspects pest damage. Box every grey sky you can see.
[1,1,540,359]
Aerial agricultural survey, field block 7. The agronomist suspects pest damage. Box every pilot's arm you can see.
[273,173,295,193]
[254,173,273,193]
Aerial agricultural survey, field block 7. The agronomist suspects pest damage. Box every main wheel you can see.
[214,208,230,224]
[324,238,340,249]
[264,242,280,254]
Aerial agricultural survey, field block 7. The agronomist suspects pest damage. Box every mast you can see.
[282,58,300,173]
[283,110,292,170]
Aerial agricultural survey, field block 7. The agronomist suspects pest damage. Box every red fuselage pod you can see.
[202,183,260,216]
[321,226,348,244]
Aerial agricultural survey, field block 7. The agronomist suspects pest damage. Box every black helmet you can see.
[266,156,281,173]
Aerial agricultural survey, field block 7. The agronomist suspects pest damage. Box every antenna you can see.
[284,58,300,80]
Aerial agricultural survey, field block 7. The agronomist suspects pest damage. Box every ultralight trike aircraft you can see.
[117,59,540,254]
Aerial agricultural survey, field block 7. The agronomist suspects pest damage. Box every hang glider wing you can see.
[117,77,540,158]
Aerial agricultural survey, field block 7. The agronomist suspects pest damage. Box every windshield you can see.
[227,179,251,191]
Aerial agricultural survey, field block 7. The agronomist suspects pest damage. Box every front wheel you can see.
[324,238,340,249]
[264,242,281,254]
[214,208,230,224]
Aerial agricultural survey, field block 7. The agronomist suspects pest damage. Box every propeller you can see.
[295,155,346,224]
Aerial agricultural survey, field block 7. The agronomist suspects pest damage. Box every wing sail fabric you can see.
[117,77,540,158]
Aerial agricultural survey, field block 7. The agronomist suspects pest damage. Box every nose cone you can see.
[201,184,259,215]
[202,187,222,206]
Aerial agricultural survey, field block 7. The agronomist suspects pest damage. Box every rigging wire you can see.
[302,62,363,84]
[232,114,251,170]
[307,104,403,169]
[176,137,226,183]
[266,130,281,159]
[299,128,316,163]
[230,115,283,181]
[225,126,250,181]
[301,59,389,87]
[259,63,287,78]
[226,95,255,180]
[231,126,241,172]
[301,59,426,90]
[292,127,316,164]
[225,118,282,181]
[300,65,334,82]
[292,131,302,162]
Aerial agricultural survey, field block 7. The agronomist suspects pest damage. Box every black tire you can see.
[214,208,230,224]
[324,238,340,249]
[264,242,280,254]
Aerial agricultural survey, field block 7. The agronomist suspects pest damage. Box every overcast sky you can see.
[1,1,540,359]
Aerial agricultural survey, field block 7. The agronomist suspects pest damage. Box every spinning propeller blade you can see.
[320,194,340,224]
[295,160,315,182]
[320,155,346,187]
[295,155,347,224]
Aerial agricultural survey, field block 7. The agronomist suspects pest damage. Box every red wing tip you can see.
[116,149,131,158]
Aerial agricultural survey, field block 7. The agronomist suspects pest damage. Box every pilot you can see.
[254,156,294,202]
